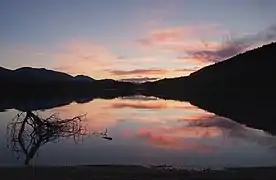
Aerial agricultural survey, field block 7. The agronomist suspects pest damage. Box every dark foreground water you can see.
[1,96,276,168]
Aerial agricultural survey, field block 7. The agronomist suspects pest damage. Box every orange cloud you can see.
[177,114,215,122]
[110,100,197,109]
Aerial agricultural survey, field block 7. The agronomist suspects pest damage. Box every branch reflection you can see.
[7,111,112,165]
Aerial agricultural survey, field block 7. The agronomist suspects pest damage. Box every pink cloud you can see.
[138,27,187,46]
[137,129,185,149]
[157,125,221,139]
[122,129,133,138]
[138,24,223,47]
[137,129,215,151]
[134,114,222,150]
[136,24,229,64]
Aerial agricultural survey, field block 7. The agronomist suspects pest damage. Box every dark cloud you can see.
[173,67,201,72]
[119,77,158,83]
[108,67,201,79]
[120,96,158,101]
[187,116,242,129]
[108,69,167,76]
[187,24,276,62]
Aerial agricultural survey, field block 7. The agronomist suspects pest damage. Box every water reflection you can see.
[7,111,111,165]
[187,116,276,149]
[0,96,276,168]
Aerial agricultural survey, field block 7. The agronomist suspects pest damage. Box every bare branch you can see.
[7,111,112,166]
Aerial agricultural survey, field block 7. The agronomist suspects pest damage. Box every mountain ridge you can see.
[0,66,136,98]
[0,66,96,82]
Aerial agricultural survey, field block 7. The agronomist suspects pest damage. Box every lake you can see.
[1,95,276,169]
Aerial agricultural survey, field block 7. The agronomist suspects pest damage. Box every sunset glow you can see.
[1,0,276,81]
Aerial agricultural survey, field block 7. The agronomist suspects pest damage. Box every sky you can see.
[1,0,276,81]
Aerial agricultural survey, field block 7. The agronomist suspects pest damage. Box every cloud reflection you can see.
[110,100,197,110]
[137,129,213,151]
[187,116,276,149]
[45,97,276,152]
[50,100,118,132]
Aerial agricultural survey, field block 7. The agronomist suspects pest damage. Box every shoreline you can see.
[1,165,276,179]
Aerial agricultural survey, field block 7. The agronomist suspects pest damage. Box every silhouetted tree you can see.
[7,111,112,165]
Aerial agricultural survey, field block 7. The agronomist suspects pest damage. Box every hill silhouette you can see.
[0,67,91,83]
[74,75,95,82]
[0,67,136,99]
[143,42,276,93]
[141,42,276,133]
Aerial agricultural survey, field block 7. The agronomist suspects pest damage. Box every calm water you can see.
[1,95,276,168]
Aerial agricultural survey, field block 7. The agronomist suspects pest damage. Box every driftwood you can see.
[7,111,112,165]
